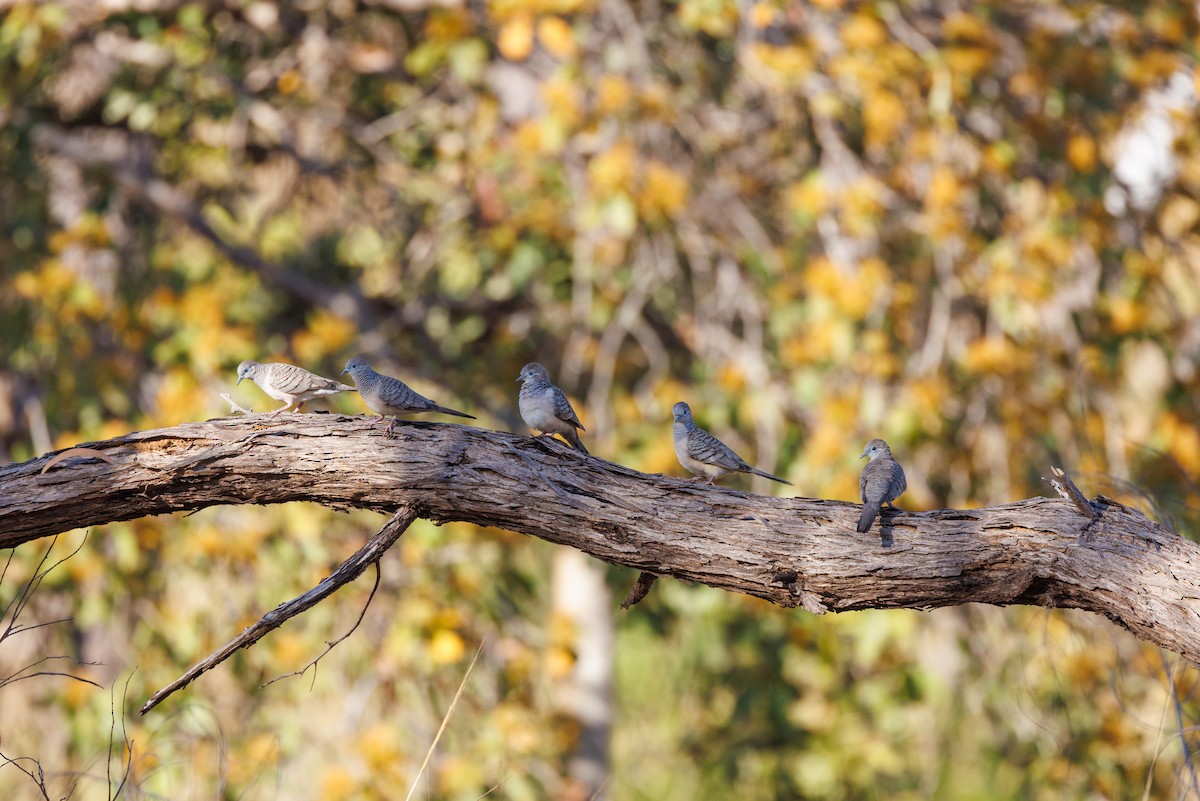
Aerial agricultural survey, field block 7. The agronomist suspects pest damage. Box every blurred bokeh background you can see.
[3,0,1200,798]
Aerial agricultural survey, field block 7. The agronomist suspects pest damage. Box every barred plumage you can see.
[857,438,907,533]
[671,402,789,485]
[236,360,353,414]
[516,362,588,454]
[342,357,474,435]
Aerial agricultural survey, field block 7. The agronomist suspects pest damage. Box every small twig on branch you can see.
[140,506,418,714]
[620,572,658,609]
[261,561,383,688]
[0,655,103,690]
[108,669,136,801]
[0,751,51,801]
[219,393,254,415]
[1044,466,1099,519]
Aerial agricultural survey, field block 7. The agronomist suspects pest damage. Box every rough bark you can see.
[1,415,1198,663]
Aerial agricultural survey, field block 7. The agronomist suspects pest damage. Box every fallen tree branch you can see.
[139,506,416,714]
[1,416,1198,673]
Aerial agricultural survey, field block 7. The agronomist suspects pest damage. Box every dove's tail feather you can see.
[430,404,476,419]
[749,467,791,485]
[857,501,881,533]
[563,428,590,455]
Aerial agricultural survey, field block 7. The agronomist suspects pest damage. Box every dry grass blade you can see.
[404,637,487,801]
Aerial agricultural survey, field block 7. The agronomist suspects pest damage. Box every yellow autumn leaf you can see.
[426,8,472,40]
[748,1,776,28]
[945,46,991,78]
[595,74,632,114]
[926,165,960,212]
[245,733,279,766]
[545,644,576,678]
[537,16,575,58]
[292,309,356,364]
[842,177,884,238]
[961,337,1031,375]
[1007,71,1039,97]
[491,703,542,753]
[1158,195,1200,239]
[942,12,992,44]
[356,723,403,770]
[319,766,359,801]
[277,69,302,94]
[435,756,485,797]
[752,42,812,80]
[428,627,466,664]
[863,89,906,148]
[271,630,310,667]
[638,82,676,121]
[1106,295,1146,334]
[638,160,688,220]
[540,73,581,126]
[497,12,534,61]
[839,13,886,50]
[588,140,636,197]
[1067,134,1097,173]
[787,175,828,217]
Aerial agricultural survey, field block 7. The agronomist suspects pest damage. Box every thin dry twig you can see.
[140,507,417,714]
[108,669,136,800]
[0,532,100,691]
[404,637,487,801]
[260,561,384,689]
[219,393,255,415]
[0,751,51,800]
[0,655,103,690]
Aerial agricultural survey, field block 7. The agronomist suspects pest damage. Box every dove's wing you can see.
[686,427,750,472]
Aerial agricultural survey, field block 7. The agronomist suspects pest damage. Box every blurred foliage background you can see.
[3,0,1200,798]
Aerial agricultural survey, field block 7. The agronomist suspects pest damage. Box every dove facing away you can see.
[672,401,790,485]
[342,357,475,435]
[236,360,354,414]
[516,362,588,454]
[857,438,907,533]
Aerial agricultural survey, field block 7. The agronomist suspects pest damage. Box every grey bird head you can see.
[672,402,693,426]
[861,438,892,461]
[236,360,260,385]
[516,362,549,384]
[342,356,370,377]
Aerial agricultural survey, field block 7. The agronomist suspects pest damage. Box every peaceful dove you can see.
[235,360,353,415]
[342,357,475,436]
[857,438,907,532]
[672,401,790,485]
[516,362,588,454]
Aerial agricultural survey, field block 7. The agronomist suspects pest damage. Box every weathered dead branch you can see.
[1,415,1198,687]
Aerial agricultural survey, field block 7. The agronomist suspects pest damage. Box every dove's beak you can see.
[860,452,868,460]
[236,376,244,385]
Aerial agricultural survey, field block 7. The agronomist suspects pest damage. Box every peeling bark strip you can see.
[1,416,1199,663]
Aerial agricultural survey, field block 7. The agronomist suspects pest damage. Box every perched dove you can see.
[672,401,790,485]
[342,357,475,435]
[857,438,907,533]
[236,360,353,415]
[516,362,588,454]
